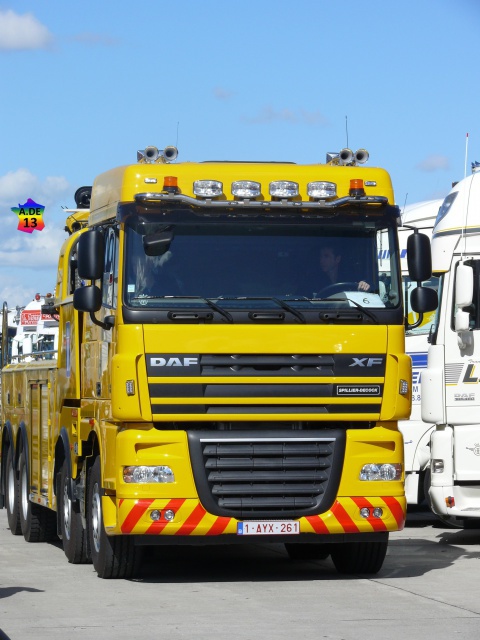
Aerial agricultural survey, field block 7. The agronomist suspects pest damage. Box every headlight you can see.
[359,463,402,481]
[123,465,175,483]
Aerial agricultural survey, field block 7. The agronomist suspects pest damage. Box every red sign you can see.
[20,310,51,326]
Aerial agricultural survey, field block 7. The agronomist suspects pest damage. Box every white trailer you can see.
[423,164,480,524]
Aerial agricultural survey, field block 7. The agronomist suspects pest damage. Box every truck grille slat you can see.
[205,457,330,470]
[207,470,328,482]
[212,483,325,496]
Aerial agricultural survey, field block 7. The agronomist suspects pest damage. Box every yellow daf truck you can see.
[0,146,436,578]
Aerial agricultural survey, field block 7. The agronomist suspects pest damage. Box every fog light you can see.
[193,180,223,197]
[269,180,299,198]
[359,463,402,481]
[150,509,161,521]
[164,509,175,521]
[232,180,261,198]
[307,181,336,199]
[126,380,135,396]
[432,459,444,473]
[360,507,370,518]
[123,466,175,483]
[373,507,383,518]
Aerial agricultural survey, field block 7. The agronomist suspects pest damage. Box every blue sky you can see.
[0,0,479,306]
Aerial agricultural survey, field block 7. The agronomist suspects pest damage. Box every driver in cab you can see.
[319,245,370,293]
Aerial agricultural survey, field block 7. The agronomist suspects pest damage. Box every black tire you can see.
[18,451,57,543]
[330,537,388,574]
[87,456,141,579]
[58,462,90,563]
[285,543,331,560]
[5,445,21,535]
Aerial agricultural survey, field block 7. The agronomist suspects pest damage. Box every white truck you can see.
[379,200,441,504]
[397,201,441,504]
[10,294,58,362]
[423,163,480,525]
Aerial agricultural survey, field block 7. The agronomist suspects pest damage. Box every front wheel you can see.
[330,537,388,574]
[5,445,21,535]
[18,451,57,542]
[87,456,141,579]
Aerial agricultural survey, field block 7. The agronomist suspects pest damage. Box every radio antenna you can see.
[464,132,469,178]
[401,193,408,223]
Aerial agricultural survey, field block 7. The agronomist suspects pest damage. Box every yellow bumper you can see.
[105,495,406,537]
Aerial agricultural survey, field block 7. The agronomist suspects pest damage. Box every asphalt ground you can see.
[1,505,479,640]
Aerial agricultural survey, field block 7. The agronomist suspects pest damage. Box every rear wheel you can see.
[58,461,90,563]
[18,451,57,542]
[5,445,21,535]
[87,456,141,579]
[285,543,330,560]
[330,537,388,574]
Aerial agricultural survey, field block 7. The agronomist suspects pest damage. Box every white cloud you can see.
[242,105,328,126]
[0,168,72,306]
[0,10,53,51]
[416,155,450,172]
[0,168,70,208]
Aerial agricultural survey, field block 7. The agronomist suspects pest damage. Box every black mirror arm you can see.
[89,312,114,331]
[406,312,424,331]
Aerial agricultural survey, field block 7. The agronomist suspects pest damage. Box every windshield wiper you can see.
[310,296,379,324]
[132,295,234,323]
[217,296,306,323]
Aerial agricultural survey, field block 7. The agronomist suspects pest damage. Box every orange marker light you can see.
[163,176,179,194]
[349,179,365,197]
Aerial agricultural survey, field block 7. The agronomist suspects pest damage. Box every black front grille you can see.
[188,429,345,518]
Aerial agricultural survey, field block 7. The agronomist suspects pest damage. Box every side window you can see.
[405,275,439,335]
[102,227,119,309]
[452,259,480,330]
[69,239,82,295]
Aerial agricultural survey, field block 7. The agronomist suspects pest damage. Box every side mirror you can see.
[455,263,473,308]
[411,286,438,314]
[407,232,432,282]
[73,285,102,313]
[77,230,105,280]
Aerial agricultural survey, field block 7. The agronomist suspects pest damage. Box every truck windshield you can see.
[123,213,402,322]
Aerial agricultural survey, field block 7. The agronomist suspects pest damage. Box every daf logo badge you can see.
[466,443,480,456]
[150,357,199,367]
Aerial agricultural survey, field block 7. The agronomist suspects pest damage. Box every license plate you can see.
[237,520,300,536]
